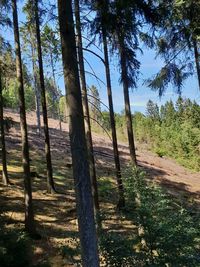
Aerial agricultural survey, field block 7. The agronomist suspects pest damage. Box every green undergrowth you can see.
[60,167,200,266]
[99,167,200,266]
[0,218,31,267]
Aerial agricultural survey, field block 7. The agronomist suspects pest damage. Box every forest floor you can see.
[0,109,200,266]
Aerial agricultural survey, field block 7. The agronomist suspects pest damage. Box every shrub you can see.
[124,167,200,266]
[0,227,31,267]
[99,168,200,266]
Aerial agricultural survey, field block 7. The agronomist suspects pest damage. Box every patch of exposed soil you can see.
[1,109,199,266]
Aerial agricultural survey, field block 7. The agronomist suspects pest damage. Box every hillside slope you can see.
[3,109,200,198]
[1,108,199,266]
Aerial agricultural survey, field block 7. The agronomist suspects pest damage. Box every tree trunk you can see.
[50,50,62,131]
[119,39,137,165]
[74,0,100,213]
[193,38,200,91]
[101,27,125,208]
[12,0,36,235]
[31,43,41,135]
[0,68,9,185]
[58,106,62,131]
[57,1,99,266]
[34,0,55,193]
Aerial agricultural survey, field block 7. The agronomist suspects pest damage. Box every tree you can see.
[74,0,100,213]
[41,25,61,85]
[163,100,176,126]
[88,0,155,165]
[89,85,101,125]
[92,0,125,207]
[111,0,139,166]
[0,0,11,27]
[57,0,99,265]
[106,0,163,165]
[21,1,41,135]
[0,67,9,185]
[146,100,160,122]
[41,25,62,130]
[147,0,200,94]
[11,0,36,235]
[59,95,68,122]
[0,7,10,186]
[34,0,56,193]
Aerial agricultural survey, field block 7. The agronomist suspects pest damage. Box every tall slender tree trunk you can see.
[31,43,41,135]
[12,0,36,235]
[193,38,200,91]
[34,0,55,193]
[74,0,100,213]
[101,28,125,207]
[50,51,62,131]
[0,68,9,185]
[57,1,99,266]
[119,39,137,165]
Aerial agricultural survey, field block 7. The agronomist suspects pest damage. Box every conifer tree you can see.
[12,0,36,235]
[74,0,100,213]
[34,0,56,193]
[57,0,99,265]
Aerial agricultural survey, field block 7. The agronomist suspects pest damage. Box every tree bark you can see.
[31,43,41,135]
[101,28,125,207]
[34,0,55,193]
[50,49,62,131]
[119,39,137,165]
[74,0,100,213]
[193,38,200,91]
[0,68,9,185]
[57,1,99,266]
[12,0,36,235]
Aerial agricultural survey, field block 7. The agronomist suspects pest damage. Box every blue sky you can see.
[80,42,200,113]
[2,2,200,114]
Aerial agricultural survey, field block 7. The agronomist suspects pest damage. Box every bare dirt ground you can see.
[0,109,200,266]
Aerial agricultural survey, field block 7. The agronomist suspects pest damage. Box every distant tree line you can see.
[102,97,200,171]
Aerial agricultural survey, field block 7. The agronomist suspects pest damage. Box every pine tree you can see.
[34,0,56,193]
[147,0,200,93]
[12,0,36,235]
[41,25,62,130]
[0,6,10,186]
[57,0,99,265]
[21,1,41,135]
[0,67,9,185]
[93,0,125,207]
[74,0,100,213]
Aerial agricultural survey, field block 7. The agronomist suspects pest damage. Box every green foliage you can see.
[25,85,36,111]
[2,80,19,108]
[99,232,137,267]
[45,78,60,119]
[99,168,200,266]
[146,100,160,122]
[102,111,111,131]
[146,0,200,95]
[128,98,200,171]
[0,228,31,267]
[124,167,200,266]
[59,95,67,121]
[147,64,191,96]
[89,85,101,124]
[3,81,36,110]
